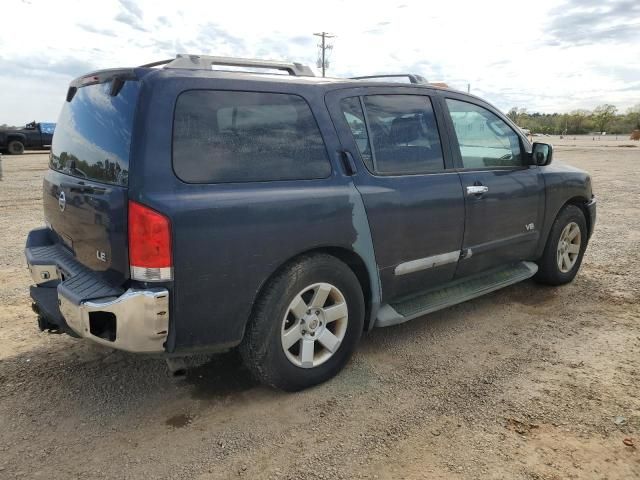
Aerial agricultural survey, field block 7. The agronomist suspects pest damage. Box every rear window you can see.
[50,80,139,186]
[172,90,331,183]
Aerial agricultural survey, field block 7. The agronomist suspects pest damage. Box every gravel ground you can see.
[0,137,638,479]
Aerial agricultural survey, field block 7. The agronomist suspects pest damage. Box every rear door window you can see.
[173,91,331,183]
[341,95,445,175]
[340,97,374,171]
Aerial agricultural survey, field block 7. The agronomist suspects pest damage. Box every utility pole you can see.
[313,32,335,77]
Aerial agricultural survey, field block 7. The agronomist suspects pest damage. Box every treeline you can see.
[507,104,640,135]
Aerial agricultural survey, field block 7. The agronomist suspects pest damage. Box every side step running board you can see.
[375,261,538,328]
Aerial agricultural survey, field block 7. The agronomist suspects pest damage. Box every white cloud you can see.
[0,0,639,125]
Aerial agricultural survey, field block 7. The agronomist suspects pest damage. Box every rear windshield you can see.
[49,80,139,186]
[172,90,331,183]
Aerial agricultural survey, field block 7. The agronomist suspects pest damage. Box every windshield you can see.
[49,80,139,186]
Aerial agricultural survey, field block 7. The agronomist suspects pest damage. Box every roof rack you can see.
[139,54,315,77]
[350,74,429,85]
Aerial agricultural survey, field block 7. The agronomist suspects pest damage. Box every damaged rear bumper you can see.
[58,288,169,353]
[26,227,169,353]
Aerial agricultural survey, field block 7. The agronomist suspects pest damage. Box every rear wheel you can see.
[535,204,588,285]
[240,254,365,391]
[7,140,25,155]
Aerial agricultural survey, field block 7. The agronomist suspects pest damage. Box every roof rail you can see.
[350,74,429,85]
[139,54,315,77]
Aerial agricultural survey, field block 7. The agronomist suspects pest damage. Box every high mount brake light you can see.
[80,75,101,86]
[128,201,172,281]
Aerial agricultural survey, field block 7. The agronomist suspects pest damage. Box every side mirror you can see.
[531,142,553,166]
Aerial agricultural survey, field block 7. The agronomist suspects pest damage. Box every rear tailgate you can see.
[44,71,140,287]
[43,170,128,285]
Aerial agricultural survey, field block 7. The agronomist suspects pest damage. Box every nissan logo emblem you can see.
[58,191,66,212]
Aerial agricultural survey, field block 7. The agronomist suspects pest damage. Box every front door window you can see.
[446,99,523,169]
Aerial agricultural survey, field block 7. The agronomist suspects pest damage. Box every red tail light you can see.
[128,200,172,281]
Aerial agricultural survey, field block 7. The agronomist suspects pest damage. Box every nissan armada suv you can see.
[25,55,596,391]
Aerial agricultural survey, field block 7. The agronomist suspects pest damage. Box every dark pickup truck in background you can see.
[0,121,56,154]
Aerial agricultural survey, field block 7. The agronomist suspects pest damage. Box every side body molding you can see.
[394,251,461,276]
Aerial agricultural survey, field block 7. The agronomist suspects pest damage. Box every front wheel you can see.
[240,254,365,391]
[7,140,25,155]
[535,204,588,285]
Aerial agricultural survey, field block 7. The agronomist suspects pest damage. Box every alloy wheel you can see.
[280,282,349,368]
[557,221,581,273]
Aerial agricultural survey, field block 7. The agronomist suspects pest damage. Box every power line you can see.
[313,32,335,77]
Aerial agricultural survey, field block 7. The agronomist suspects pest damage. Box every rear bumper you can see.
[58,288,169,353]
[586,196,596,238]
[26,227,169,353]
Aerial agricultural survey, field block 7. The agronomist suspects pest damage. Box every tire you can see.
[535,204,588,285]
[7,140,25,155]
[240,253,365,391]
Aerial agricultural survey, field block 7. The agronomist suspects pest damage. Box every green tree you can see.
[569,109,590,133]
[501,104,636,135]
[627,104,640,130]
[593,104,617,133]
[507,107,526,125]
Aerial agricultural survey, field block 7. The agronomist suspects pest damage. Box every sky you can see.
[0,0,638,125]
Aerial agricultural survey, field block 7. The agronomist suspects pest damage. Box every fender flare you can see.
[536,196,591,258]
[6,133,27,145]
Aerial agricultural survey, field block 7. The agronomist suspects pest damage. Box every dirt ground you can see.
[0,136,638,479]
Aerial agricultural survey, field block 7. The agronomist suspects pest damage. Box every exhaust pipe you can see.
[166,354,213,378]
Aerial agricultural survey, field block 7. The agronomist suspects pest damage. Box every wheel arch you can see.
[247,246,375,338]
[6,133,26,144]
[565,196,592,236]
[537,195,592,259]
[534,196,590,285]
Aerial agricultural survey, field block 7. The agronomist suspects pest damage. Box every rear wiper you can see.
[109,77,125,97]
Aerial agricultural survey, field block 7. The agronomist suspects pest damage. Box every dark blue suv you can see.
[25,55,596,390]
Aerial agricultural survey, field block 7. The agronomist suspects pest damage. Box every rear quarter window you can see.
[172,90,331,183]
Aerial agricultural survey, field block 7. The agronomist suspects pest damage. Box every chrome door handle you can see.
[466,185,489,195]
